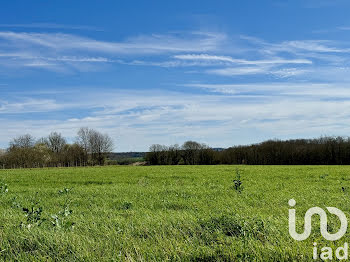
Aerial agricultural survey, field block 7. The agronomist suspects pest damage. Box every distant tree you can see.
[76,128,114,165]
[46,132,66,153]
[146,144,169,165]
[0,128,116,169]
[182,141,204,165]
[61,143,85,167]
[167,144,182,165]
[0,149,5,156]
[7,135,36,168]
[0,149,6,168]
[76,127,92,165]
[146,141,215,165]
[198,147,217,165]
[88,130,114,165]
[9,134,35,149]
[32,142,51,167]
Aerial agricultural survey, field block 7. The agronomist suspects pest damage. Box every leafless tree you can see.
[76,127,92,165]
[9,134,35,149]
[77,128,114,165]
[88,130,114,165]
[77,127,91,153]
[0,127,116,168]
[46,132,66,153]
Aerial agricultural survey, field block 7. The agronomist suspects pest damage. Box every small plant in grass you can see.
[233,169,243,193]
[58,187,72,195]
[0,180,8,195]
[51,201,75,230]
[320,173,329,179]
[20,200,45,229]
[14,189,75,230]
[54,188,75,230]
[121,202,133,210]
[11,196,21,209]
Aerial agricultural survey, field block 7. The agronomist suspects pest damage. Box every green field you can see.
[0,165,349,261]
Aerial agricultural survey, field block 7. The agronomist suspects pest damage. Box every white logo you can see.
[288,199,347,241]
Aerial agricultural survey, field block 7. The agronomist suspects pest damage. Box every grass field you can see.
[0,165,349,261]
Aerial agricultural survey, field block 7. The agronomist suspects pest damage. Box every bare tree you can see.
[88,130,114,165]
[46,132,66,153]
[76,128,114,165]
[0,128,115,169]
[77,127,91,153]
[76,127,92,165]
[9,134,35,149]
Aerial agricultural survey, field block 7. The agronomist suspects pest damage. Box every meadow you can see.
[0,165,349,261]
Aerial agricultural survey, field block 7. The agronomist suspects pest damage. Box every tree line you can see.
[145,141,217,165]
[2,134,350,168]
[145,137,350,165]
[0,127,114,169]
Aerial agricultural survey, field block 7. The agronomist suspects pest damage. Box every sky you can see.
[1,0,350,151]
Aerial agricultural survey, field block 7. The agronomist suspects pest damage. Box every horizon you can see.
[2,1,350,151]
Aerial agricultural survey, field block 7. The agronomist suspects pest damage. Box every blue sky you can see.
[1,0,350,151]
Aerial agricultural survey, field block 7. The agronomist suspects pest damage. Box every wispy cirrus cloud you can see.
[2,28,350,151]
[2,85,350,150]
[0,31,226,54]
[0,23,103,31]
[0,98,63,113]
[206,66,270,76]
[0,30,226,72]
[185,82,350,98]
[241,36,350,57]
[0,28,347,79]
[173,54,312,65]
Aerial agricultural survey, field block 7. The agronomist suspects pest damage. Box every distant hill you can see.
[212,148,225,152]
[108,152,146,160]
[109,148,225,160]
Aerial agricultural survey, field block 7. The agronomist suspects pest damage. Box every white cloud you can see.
[270,68,310,78]
[185,82,350,98]
[0,31,225,54]
[0,23,103,31]
[0,31,227,72]
[207,66,269,76]
[173,54,312,65]
[2,29,350,150]
[0,98,63,113]
[277,40,347,53]
[2,84,350,151]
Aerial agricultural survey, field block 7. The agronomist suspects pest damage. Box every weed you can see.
[320,173,329,179]
[11,196,21,209]
[20,200,45,229]
[14,189,75,230]
[121,202,133,210]
[51,201,75,230]
[233,168,243,192]
[0,180,8,194]
[58,187,72,195]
